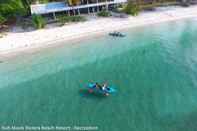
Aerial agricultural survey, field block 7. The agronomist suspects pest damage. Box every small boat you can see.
[87,83,116,96]
[109,32,126,37]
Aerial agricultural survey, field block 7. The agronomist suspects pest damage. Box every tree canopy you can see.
[0,0,27,17]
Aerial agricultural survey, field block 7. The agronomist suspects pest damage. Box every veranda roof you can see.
[30,1,127,15]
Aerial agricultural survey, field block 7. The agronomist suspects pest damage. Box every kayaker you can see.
[102,83,108,90]
[95,83,102,90]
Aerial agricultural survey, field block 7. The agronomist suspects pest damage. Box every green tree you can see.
[124,0,140,16]
[32,14,46,29]
[0,14,6,25]
[0,0,26,19]
[97,10,111,17]
[21,0,31,15]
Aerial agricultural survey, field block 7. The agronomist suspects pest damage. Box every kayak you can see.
[87,83,116,95]
[109,32,126,37]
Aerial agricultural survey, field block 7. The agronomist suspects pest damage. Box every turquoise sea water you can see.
[1,19,197,131]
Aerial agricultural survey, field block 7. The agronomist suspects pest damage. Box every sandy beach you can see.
[0,5,197,56]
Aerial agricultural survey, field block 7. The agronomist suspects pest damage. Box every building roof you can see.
[31,2,69,14]
[30,1,127,15]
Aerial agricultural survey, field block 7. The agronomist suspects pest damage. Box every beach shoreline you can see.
[0,5,197,58]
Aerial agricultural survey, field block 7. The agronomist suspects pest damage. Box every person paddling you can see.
[95,82,108,91]
[95,82,102,90]
[101,83,108,90]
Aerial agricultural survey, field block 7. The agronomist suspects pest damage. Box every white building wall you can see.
[114,0,127,3]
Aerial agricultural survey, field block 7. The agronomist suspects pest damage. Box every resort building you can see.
[30,0,127,16]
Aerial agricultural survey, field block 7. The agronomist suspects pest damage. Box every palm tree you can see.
[21,0,31,15]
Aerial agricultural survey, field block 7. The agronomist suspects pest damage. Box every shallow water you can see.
[0,19,197,131]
